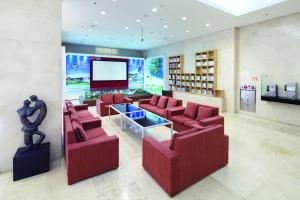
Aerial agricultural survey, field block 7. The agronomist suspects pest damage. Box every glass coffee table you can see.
[108,103,142,118]
[109,103,173,138]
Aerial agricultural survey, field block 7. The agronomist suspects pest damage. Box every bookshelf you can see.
[195,50,217,96]
[168,50,219,97]
[168,55,184,90]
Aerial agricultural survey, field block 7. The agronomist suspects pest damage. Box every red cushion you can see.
[70,112,81,125]
[169,128,198,149]
[102,94,114,105]
[114,94,125,104]
[184,120,199,127]
[77,111,94,120]
[68,105,76,115]
[85,127,107,140]
[154,109,165,117]
[183,102,199,119]
[196,106,215,120]
[156,96,169,108]
[71,121,88,142]
[140,104,157,111]
[170,115,194,124]
[190,124,216,130]
[149,95,160,106]
[166,98,178,108]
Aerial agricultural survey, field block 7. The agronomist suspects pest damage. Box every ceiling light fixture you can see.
[152,8,158,12]
[185,30,190,33]
[88,28,93,32]
[125,27,129,30]
[100,11,106,15]
[163,25,168,29]
[205,23,210,27]
[182,16,187,21]
[196,0,286,16]
[136,19,141,23]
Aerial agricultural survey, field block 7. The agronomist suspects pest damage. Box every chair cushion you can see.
[183,102,199,119]
[169,128,198,150]
[184,120,199,127]
[196,106,215,120]
[71,121,88,142]
[166,98,178,108]
[77,111,94,121]
[85,127,107,140]
[149,95,160,106]
[153,109,166,117]
[70,112,82,125]
[170,115,194,124]
[190,124,216,130]
[102,94,114,105]
[140,104,157,111]
[156,96,169,108]
[114,94,125,104]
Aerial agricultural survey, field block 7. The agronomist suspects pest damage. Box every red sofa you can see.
[168,102,224,132]
[63,101,119,184]
[96,93,133,116]
[138,95,182,118]
[142,125,229,197]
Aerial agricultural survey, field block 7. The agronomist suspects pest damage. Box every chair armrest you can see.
[63,107,69,115]
[138,99,150,105]
[67,135,119,184]
[167,107,185,117]
[74,104,89,111]
[124,97,133,104]
[142,137,180,196]
[165,106,183,118]
[81,118,102,130]
[199,116,224,127]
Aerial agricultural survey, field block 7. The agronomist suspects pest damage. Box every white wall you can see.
[143,29,237,113]
[238,13,300,126]
[0,0,62,171]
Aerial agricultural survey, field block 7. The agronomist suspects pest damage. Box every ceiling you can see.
[62,0,300,50]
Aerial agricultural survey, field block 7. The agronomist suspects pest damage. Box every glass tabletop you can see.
[110,103,142,113]
[124,110,171,128]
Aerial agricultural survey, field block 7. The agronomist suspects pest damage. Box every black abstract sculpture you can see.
[17,95,47,153]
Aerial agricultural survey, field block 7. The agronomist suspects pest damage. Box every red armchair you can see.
[138,95,182,118]
[96,94,133,116]
[63,101,119,184]
[142,125,228,197]
[167,102,224,132]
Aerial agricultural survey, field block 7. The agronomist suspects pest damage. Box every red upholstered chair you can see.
[142,125,228,197]
[168,102,224,132]
[63,107,119,185]
[96,94,133,116]
[138,95,182,118]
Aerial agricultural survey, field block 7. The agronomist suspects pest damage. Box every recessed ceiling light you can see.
[185,30,190,33]
[100,11,106,15]
[125,27,129,30]
[205,23,210,27]
[182,16,187,21]
[196,0,286,16]
[136,19,141,23]
[152,8,158,12]
[88,28,93,32]
[163,25,168,29]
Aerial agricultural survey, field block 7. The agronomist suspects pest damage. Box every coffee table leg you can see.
[120,114,123,130]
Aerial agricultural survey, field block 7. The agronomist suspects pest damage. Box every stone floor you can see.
[1,107,300,200]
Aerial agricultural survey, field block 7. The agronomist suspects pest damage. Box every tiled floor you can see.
[1,107,300,200]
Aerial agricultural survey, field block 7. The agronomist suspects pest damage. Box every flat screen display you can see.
[92,60,127,81]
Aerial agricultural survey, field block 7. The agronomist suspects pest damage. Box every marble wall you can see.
[239,13,300,126]
[0,0,62,171]
[143,29,237,113]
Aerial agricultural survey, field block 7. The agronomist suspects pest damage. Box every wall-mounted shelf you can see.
[261,96,300,105]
